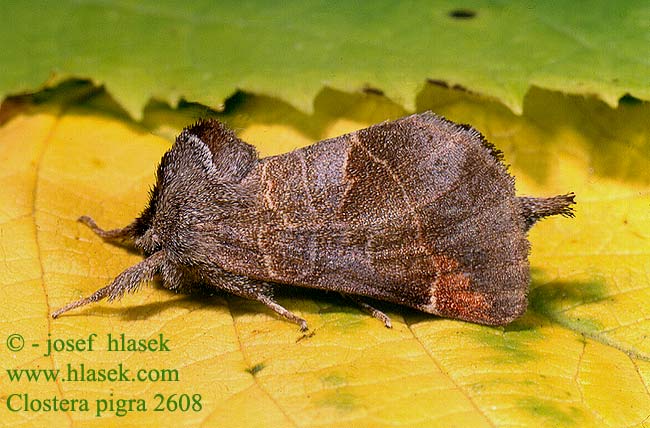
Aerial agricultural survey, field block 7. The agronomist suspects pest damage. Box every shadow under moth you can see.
[52,112,575,330]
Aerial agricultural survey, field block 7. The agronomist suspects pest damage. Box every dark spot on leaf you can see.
[427,79,450,88]
[519,397,586,426]
[316,373,357,411]
[246,362,265,376]
[449,9,477,19]
[296,330,315,343]
[92,157,105,168]
[316,390,357,412]
[321,373,347,386]
[468,326,542,363]
[619,93,642,105]
[426,79,473,94]
[362,85,384,96]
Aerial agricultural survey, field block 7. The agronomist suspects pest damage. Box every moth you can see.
[52,112,574,330]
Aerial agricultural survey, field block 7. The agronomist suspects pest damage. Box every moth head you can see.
[129,119,259,255]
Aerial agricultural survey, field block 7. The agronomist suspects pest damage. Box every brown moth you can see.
[52,112,574,330]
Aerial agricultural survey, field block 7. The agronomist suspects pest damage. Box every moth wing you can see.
[337,112,529,325]
[240,113,529,325]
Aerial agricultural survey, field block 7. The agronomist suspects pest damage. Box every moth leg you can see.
[221,275,308,331]
[344,294,393,328]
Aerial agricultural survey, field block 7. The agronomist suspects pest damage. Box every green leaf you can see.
[2,1,649,117]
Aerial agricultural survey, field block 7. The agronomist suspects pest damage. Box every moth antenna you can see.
[518,193,576,230]
[51,251,164,319]
[78,215,135,241]
[51,283,112,319]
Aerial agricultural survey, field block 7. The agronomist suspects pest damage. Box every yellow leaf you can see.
[1,85,648,427]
